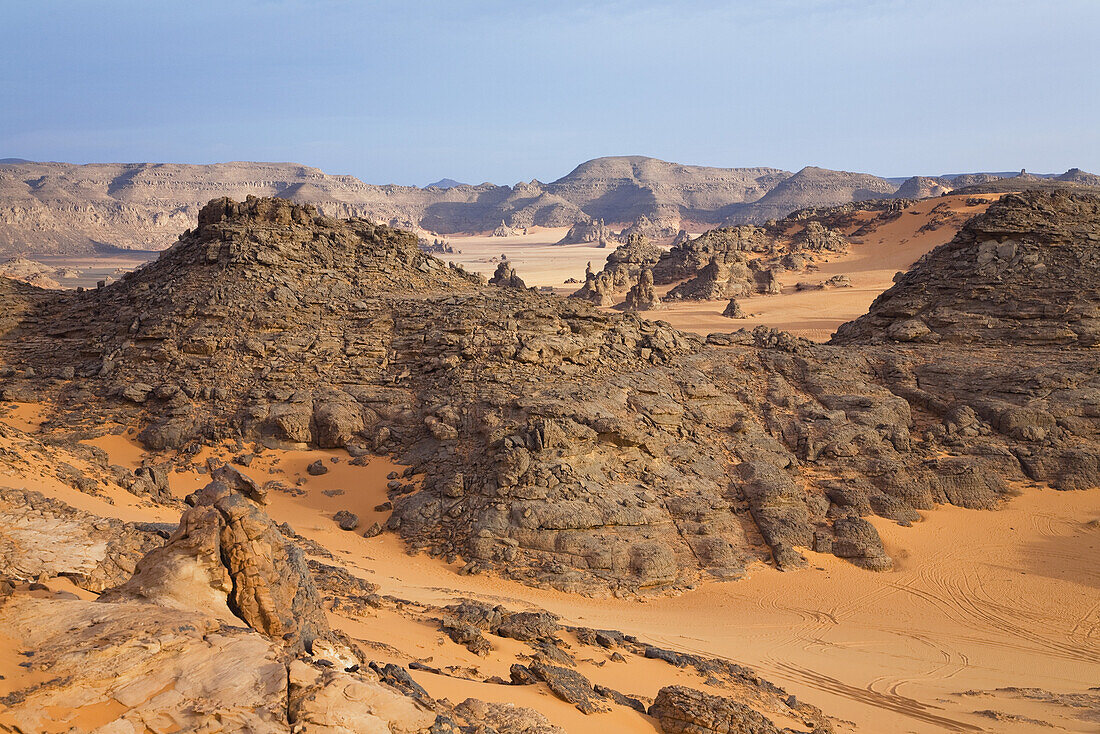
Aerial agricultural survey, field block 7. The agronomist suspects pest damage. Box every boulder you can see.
[649,686,781,734]
[100,468,330,651]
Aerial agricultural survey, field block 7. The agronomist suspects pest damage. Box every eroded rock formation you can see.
[570,232,661,306]
[621,267,660,312]
[835,190,1100,347]
[100,464,330,651]
[0,192,1097,598]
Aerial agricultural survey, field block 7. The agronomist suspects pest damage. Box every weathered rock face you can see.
[0,596,294,733]
[652,225,773,285]
[571,199,863,309]
[621,267,660,312]
[618,214,681,242]
[0,487,166,592]
[791,220,848,254]
[557,218,611,245]
[0,529,444,733]
[288,660,438,733]
[895,175,954,199]
[828,190,1100,493]
[2,193,1098,597]
[647,216,848,303]
[489,257,527,289]
[454,699,565,734]
[665,255,759,301]
[101,464,330,651]
[0,256,67,289]
[649,685,782,734]
[570,233,662,305]
[722,299,746,319]
[835,190,1100,347]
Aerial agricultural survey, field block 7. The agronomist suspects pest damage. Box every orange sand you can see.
[652,194,1002,341]
[48,433,1096,734]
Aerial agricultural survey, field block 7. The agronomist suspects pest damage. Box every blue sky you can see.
[2,0,1098,185]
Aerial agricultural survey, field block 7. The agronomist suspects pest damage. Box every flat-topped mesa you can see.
[832,189,1100,347]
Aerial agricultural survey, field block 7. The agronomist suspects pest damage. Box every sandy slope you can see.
[651,194,1004,341]
[6,415,1092,734]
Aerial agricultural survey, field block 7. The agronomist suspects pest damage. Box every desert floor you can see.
[2,406,1096,733]
[5,192,1097,732]
[433,226,611,294]
[442,195,1002,342]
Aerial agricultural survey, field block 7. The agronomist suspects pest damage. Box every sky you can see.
[2,0,1098,186]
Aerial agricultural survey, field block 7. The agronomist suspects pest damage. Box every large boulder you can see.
[100,465,330,652]
[649,686,781,734]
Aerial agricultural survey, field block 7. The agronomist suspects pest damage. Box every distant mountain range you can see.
[0,156,1094,256]
[424,178,468,189]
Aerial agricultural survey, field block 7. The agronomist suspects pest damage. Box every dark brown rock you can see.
[649,685,781,734]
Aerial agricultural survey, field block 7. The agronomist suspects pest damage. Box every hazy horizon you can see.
[0,154,1083,190]
[3,0,1098,186]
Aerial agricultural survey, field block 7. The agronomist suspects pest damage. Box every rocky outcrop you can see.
[0,460,446,732]
[101,464,330,652]
[722,299,746,318]
[420,237,456,254]
[570,233,661,305]
[666,256,758,301]
[834,190,1100,347]
[1057,167,1100,186]
[454,699,565,734]
[0,595,296,732]
[0,487,166,592]
[580,215,842,307]
[894,175,954,199]
[649,217,846,304]
[2,194,1098,597]
[791,221,848,255]
[618,214,681,242]
[621,267,660,311]
[287,660,437,732]
[652,225,772,284]
[557,218,611,245]
[0,257,68,289]
[649,686,782,734]
[489,257,527,289]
